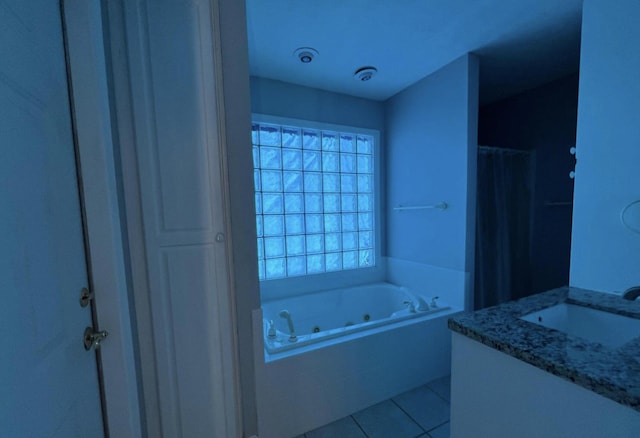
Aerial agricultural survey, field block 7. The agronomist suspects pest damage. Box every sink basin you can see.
[521,303,640,348]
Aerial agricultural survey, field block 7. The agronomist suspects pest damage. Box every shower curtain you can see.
[475,146,534,310]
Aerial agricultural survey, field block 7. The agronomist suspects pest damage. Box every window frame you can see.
[252,113,384,300]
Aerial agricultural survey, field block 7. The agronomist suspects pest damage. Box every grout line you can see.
[425,377,452,404]
[390,398,427,433]
[426,420,450,433]
[425,384,450,404]
[303,386,449,438]
[350,414,370,438]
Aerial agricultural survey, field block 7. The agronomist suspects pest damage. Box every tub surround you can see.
[448,286,640,411]
[255,304,455,438]
[386,257,468,310]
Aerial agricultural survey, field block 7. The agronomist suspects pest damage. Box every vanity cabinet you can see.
[450,332,640,438]
[449,287,640,437]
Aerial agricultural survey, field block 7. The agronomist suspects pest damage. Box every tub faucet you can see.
[414,296,430,311]
[622,286,640,301]
[279,310,297,342]
[403,300,417,313]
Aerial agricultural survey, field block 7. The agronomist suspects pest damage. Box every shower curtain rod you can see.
[478,145,530,154]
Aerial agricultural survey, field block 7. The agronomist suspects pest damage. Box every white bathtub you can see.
[254,282,457,438]
[262,283,449,354]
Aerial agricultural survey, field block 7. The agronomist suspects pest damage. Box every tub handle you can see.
[267,320,277,339]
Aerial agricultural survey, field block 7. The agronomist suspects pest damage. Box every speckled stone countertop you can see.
[448,286,640,412]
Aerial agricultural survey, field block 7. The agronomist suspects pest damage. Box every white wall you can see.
[570,0,640,293]
[385,54,479,309]
[250,76,385,130]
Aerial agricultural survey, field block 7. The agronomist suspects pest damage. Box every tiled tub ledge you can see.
[448,286,640,411]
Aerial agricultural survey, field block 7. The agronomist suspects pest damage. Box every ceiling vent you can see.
[293,47,319,64]
[353,66,378,82]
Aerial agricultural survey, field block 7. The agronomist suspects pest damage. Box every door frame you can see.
[63,0,143,436]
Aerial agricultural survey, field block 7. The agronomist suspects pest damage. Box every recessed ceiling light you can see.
[354,66,378,82]
[293,47,319,64]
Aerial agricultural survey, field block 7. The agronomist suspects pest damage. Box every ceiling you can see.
[245,0,583,104]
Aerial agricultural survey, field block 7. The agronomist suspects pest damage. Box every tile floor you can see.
[296,375,451,438]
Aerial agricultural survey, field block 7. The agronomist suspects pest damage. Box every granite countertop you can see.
[448,286,640,412]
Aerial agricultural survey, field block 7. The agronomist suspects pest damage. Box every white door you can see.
[0,1,105,436]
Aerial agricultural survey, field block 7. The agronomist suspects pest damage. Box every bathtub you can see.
[262,283,449,355]
[254,282,457,438]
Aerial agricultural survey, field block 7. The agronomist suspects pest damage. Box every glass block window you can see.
[253,120,375,280]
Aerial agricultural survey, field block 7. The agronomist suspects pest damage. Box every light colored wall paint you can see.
[570,0,640,293]
[249,77,385,130]
[385,54,479,307]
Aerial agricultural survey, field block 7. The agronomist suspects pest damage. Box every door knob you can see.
[83,326,109,351]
